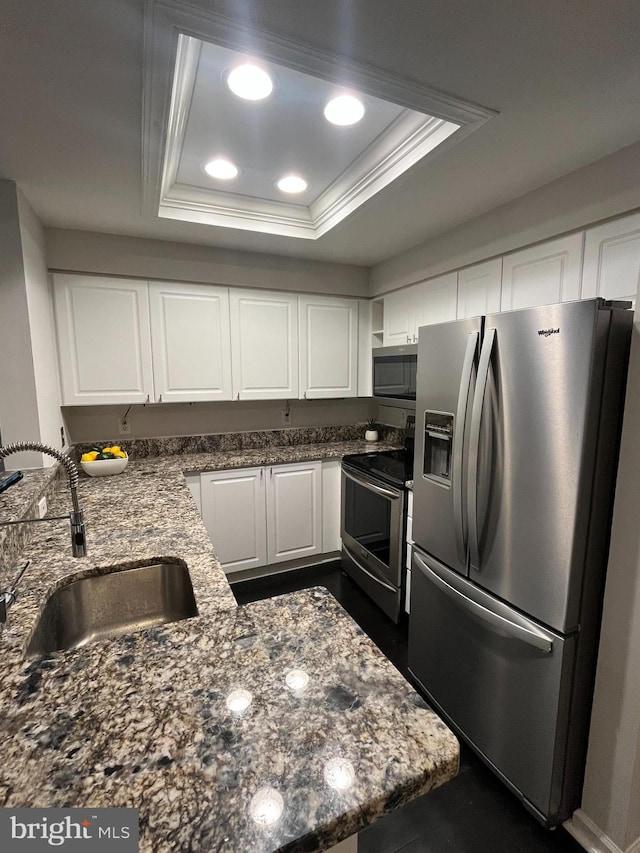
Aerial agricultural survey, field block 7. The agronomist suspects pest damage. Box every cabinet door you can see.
[414,272,458,328]
[501,233,584,310]
[299,296,358,399]
[322,459,342,553]
[457,259,502,319]
[266,461,322,564]
[582,212,640,303]
[149,282,232,403]
[230,290,298,400]
[383,288,414,345]
[53,274,154,405]
[200,468,267,573]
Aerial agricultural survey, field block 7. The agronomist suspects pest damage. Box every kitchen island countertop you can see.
[0,440,459,852]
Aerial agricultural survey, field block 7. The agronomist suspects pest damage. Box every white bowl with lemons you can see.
[80,446,128,477]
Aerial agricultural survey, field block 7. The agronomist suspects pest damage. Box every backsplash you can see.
[75,423,405,460]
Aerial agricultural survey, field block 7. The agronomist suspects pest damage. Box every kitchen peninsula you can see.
[0,433,459,853]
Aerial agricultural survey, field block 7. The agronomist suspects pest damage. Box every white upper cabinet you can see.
[383,288,414,346]
[149,282,232,403]
[298,295,358,399]
[53,274,154,406]
[383,273,457,344]
[266,461,322,563]
[457,259,502,319]
[501,233,584,311]
[582,212,640,303]
[414,272,458,327]
[230,289,299,400]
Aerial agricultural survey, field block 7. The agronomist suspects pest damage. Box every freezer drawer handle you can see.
[413,552,553,654]
[343,544,397,593]
[342,466,402,500]
[468,327,496,570]
[453,331,479,563]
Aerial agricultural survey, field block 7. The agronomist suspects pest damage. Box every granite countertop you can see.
[0,440,459,852]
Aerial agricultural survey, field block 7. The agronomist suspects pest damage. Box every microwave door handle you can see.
[413,551,553,654]
[468,327,495,571]
[342,467,401,500]
[453,331,478,563]
[343,543,397,593]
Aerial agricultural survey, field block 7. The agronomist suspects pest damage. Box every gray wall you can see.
[45,229,369,297]
[0,180,62,468]
[370,139,640,296]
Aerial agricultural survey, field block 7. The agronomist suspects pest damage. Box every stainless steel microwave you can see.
[372,344,417,408]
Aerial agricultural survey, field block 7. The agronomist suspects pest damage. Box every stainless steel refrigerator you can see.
[408,298,632,826]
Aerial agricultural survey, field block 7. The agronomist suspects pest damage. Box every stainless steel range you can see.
[340,429,414,623]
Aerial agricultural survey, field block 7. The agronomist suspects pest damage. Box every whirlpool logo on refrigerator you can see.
[0,808,139,850]
[537,327,560,337]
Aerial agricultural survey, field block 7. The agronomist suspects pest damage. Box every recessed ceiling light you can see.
[324,94,365,126]
[204,158,239,180]
[227,63,273,101]
[277,175,308,194]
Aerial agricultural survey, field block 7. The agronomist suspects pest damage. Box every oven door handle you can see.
[342,466,402,499]
[343,543,398,593]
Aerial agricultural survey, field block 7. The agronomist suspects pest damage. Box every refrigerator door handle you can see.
[413,551,553,654]
[453,331,479,563]
[468,327,496,570]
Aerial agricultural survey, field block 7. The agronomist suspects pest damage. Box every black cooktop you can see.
[342,448,414,489]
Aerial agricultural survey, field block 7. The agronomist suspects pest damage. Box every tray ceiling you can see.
[151,12,494,239]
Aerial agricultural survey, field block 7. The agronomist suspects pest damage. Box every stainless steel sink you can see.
[25,561,198,658]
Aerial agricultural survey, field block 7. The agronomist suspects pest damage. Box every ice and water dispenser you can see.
[423,412,454,485]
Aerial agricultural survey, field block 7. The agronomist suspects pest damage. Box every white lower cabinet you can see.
[321,459,342,553]
[266,461,322,563]
[200,467,267,573]
[200,460,323,574]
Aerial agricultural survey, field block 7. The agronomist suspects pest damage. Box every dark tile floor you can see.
[232,563,585,853]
